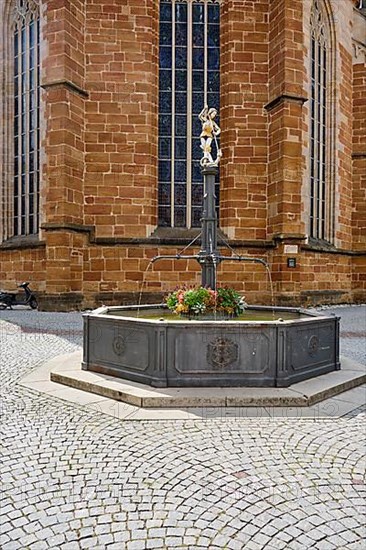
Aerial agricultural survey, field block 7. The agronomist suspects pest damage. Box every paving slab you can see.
[44,386,111,406]
[2,306,365,550]
[290,357,366,406]
[21,351,83,383]
[325,384,366,405]
[17,350,366,415]
[87,399,139,419]
[21,379,64,393]
[266,397,365,419]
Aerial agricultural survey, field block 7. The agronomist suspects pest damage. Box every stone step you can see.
[41,351,366,409]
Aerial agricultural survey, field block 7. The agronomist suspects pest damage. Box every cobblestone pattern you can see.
[316,305,366,365]
[1,308,365,550]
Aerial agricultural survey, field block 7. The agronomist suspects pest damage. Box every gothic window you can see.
[13,0,40,236]
[1,0,40,241]
[309,0,335,242]
[158,0,220,228]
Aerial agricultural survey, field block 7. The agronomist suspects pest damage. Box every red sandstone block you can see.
[84,271,103,282]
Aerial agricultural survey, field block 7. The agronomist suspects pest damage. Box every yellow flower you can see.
[176,304,189,314]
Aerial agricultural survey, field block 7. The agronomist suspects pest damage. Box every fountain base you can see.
[82,305,340,388]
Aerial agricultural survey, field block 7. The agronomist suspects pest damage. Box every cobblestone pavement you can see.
[1,307,365,550]
[314,304,366,365]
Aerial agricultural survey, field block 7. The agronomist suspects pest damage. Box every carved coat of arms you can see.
[113,335,126,356]
[207,338,238,369]
[308,335,319,356]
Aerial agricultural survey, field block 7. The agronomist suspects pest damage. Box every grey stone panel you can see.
[83,306,340,388]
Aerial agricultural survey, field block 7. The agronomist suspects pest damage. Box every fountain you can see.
[82,106,340,388]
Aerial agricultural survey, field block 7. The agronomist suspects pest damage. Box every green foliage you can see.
[217,287,246,316]
[165,286,247,317]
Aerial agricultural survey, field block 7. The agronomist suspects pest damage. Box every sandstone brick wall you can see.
[351,7,366,297]
[267,0,306,239]
[41,0,87,298]
[352,255,366,302]
[83,0,159,239]
[352,59,366,251]
[352,32,366,251]
[42,0,86,227]
[0,0,365,310]
[81,244,271,303]
[299,250,353,303]
[266,0,307,301]
[0,246,46,292]
[220,0,269,241]
[333,1,355,250]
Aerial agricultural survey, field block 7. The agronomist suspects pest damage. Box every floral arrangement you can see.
[166,286,247,317]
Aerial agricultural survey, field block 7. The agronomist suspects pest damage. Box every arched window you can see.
[158,0,220,228]
[1,0,40,242]
[309,0,335,242]
[13,0,40,237]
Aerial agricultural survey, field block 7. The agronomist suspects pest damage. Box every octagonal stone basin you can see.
[82,305,340,388]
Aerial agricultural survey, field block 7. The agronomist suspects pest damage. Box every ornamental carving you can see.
[310,0,329,47]
[308,335,320,357]
[12,0,39,28]
[113,335,126,356]
[207,338,238,369]
[353,40,366,63]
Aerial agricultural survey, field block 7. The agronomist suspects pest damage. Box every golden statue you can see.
[199,105,222,167]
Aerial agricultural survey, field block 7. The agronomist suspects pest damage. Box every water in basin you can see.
[104,308,306,322]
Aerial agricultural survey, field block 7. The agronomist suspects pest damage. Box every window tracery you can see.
[12,0,40,236]
[1,0,40,241]
[158,0,221,228]
[309,0,335,242]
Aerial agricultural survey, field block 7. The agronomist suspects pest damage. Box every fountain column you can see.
[199,165,220,290]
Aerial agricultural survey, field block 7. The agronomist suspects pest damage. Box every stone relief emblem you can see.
[113,335,126,356]
[308,335,320,356]
[207,338,238,369]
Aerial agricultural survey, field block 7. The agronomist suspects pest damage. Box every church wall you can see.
[0,0,365,309]
[351,7,366,298]
[0,245,46,291]
[352,9,366,251]
[83,0,159,240]
[40,0,87,296]
[220,0,269,241]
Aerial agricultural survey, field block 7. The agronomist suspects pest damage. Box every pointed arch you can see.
[309,0,336,243]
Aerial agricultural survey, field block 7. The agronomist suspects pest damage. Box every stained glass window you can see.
[158,0,220,228]
[12,0,40,236]
[309,0,335,242]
